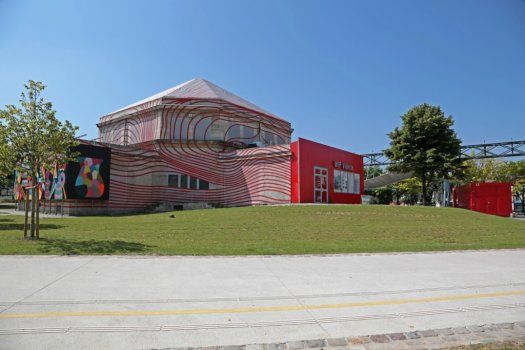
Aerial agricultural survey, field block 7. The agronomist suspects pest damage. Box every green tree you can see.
[514,179,525,214]
[507,160,525,214]
[460,158,511,183]
[392,177,421,205]
[365,165,384,179]
[385,103,462,205]
[460,158,524,182]
[370,186,394,205]
[0,123,12,186]
[0,80,78,238]
[505,160,525,180]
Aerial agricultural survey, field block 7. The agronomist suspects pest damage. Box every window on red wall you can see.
[334,170,360,194]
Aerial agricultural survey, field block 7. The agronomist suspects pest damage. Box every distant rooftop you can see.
[101,78,284,122]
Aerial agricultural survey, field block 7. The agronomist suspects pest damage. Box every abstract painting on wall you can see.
[74,157,105,198]
[43,166,66,200]
[13,171,29,201]
[65,144,111,200]
[12,144,111,202]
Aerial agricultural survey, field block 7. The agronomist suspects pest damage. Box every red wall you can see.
[453,182,512,217]
[290,141,300,203]
[291,138,364,204]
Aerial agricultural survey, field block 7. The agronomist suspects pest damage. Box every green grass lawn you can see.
[0,205,524,255]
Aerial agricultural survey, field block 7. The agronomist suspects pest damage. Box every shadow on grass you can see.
[37,238,154,255]
[0,218,64,231]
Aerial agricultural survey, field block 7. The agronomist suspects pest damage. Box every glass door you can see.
[314,166,328,203]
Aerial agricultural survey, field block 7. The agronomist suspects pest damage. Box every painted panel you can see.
[65,144,111,200]
[453,182,512,217]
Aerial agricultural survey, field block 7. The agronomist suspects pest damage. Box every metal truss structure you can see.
[363,140,525,167]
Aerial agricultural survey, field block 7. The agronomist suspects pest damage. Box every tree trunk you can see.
[30,173,36,238]
[421,172,428,206]
[24,188,29,238]
[36,184,40,239]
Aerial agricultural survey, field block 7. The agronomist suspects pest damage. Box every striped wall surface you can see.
[47,92,293,215]
[44,141,291,215]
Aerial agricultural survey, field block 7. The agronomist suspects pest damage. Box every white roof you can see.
[101,78,284,122]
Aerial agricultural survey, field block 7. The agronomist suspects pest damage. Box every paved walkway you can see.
[0,250,524,349]
[0,209,76,218]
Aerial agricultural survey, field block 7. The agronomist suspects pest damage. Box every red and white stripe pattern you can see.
[61,96,293,214]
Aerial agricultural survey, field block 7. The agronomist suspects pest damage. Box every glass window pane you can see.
[209,119,228,141]
[181,175,188,188]
[353,173,360,194]
[199,179,209,190]
[334,170,341,192]
[194,117,211,140]
[190,177,198,189]
[240,124,257,144]
[168,174,179,187]
[226,125,241,140]
[179,118,190,140]
[341,171,349,193]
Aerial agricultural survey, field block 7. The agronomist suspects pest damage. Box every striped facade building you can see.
[22,78,363,215]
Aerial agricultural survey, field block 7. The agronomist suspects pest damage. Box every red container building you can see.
[291,138,364,204]
[453,182,512,217]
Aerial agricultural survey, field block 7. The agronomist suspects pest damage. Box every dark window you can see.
[180,175,188,188]
[168,174,179,187]
[199,180,209,190]
[190,177,198,189]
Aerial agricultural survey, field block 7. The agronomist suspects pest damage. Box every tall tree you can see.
[385,103,462,205]
[460,158,510,183]
[0,80,78,238]
[0,123,12,186]
[507,160,525,214]
[460,159,525,183]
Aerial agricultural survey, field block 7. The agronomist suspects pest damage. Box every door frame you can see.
[313,166,329,203]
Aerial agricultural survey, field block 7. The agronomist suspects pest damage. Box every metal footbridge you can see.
[363,139,525,189]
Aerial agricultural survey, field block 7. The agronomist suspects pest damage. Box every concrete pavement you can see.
[0,250,524,349]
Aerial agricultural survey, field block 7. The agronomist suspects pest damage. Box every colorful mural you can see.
[74,157,105,198]
[13,144,111,202]
[13,171,29,201]
[44,166,66,200]
[64,144,111,200]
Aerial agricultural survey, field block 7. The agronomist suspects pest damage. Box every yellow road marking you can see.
[1,290,524,319]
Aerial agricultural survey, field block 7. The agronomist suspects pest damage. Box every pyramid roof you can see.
[101,78,284,122]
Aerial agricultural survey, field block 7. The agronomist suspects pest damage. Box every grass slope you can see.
[0,205,524,255]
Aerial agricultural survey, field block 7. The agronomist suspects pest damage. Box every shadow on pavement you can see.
[37,238,153,255]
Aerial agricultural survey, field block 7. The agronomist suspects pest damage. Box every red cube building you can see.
[452,182,513,217]
[291,138,364,204]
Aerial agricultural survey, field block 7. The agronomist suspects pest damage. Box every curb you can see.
[141,321,525,350]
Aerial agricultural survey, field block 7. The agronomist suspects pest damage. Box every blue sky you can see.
[1,0,524,154]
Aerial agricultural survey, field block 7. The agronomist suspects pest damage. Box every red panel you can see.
[290,141,300,203]
[453,182,512,217]
[290,138,364,204]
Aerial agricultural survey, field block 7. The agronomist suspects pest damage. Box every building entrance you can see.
[314,166,328,203]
